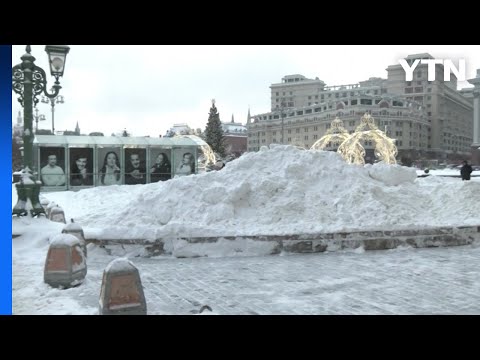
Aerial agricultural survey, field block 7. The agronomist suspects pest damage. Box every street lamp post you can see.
[33,107,46,133]
[12,45,70,217]
[279,98,288,144]
[42,89,65,134]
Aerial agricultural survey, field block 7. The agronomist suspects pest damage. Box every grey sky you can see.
[11,45,480,137]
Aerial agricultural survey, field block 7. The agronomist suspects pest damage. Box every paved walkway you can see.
[13,243,480,315]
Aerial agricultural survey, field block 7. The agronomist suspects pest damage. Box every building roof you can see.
[33,135,208,147]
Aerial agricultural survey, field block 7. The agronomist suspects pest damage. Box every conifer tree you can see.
[204,99,226,157]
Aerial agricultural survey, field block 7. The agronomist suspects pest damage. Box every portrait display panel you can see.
[69,148,94,186]
[124,148,147,185]
[39,146,66,187]
[173,148,196,177]
[97,147,122,186]
[149,148,172,182]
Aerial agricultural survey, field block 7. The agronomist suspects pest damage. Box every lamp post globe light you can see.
[12,45,70,217]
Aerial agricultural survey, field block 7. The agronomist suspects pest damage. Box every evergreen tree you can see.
[204,99,226,157]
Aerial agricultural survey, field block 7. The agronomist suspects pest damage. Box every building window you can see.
[296,129,300,133]
[304,135,308,140]
[351,99,357,105]
[313,135,318,140]
[287,129,291,134]
[273,131,276,135]
[304,127,308,132]
[315,95,318,99]
[287,137,291,142]
[313,126,318,131]
[428,112,431,116]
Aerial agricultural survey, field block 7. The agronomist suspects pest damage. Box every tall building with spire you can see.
[13,110,24,141]
[75,121,80,135]
[221,113,247,157]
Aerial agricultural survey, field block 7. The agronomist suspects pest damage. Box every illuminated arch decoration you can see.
[310,117,350,151]
[337,113,398,165]
[198,144,217,167]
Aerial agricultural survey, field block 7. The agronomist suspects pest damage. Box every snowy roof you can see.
[34,135,207,147]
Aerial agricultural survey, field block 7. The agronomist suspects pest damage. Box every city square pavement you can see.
[13,243,480,315]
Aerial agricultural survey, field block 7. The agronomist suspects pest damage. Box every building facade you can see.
[248,54,474,164]
[222,115,247,157]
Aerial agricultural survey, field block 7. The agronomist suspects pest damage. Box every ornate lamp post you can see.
[12,45,70,217]
[33,107,46,133]
[41,88,65,134]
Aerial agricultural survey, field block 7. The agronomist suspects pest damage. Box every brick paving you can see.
[13,243,480,315]
[86,244,480,315]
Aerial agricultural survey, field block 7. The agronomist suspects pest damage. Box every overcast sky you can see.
[11,45,480,137]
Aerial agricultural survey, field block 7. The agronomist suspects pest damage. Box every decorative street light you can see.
[33,107,46,133]
[41,88,65,134]
[12,45,70,217]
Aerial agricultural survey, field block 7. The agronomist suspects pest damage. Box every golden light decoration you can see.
[337,113,397,165]
[199,144,217,167]
[310,116,350,151]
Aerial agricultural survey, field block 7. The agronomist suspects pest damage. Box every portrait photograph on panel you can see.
[173,148,196,177]
[39,147,66,186]
[124,148,147,185]
[69,148,94,186]
[149,148,172,182]
[97,148,122,186]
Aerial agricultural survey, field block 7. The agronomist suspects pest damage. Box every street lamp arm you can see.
[32,64,61,107]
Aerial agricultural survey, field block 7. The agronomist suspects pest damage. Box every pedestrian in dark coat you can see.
[460,160,473,181]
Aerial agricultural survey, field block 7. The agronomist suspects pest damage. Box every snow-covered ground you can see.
[12,145,480,314]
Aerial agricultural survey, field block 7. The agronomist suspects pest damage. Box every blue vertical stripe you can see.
[0,45,12,315]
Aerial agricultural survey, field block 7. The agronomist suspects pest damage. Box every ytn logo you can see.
[399,59,465,81]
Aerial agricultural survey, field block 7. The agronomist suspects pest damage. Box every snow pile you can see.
[367,162,417,186]
[41,145,480,239]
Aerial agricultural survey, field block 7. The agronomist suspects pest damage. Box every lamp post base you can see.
[12,182,46,217]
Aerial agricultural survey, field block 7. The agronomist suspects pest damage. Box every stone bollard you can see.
[45,201,57,218]
[44,234,87,288]
[40,198,50,209]
[62,219,87,257]
[49,206,66,224]
[99,258,147,315]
